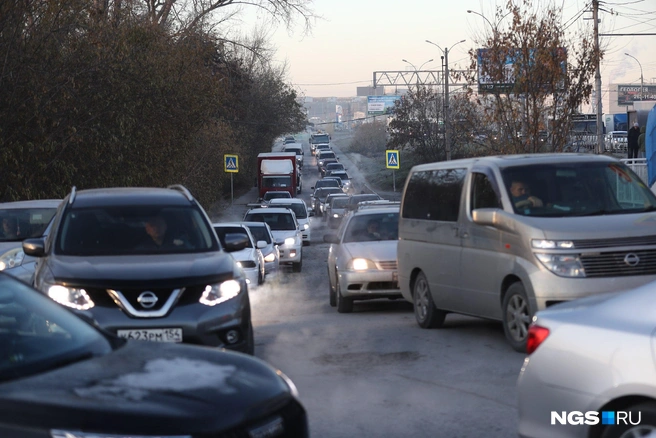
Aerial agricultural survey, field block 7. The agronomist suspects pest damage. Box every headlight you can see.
[47,285,95,310]
[532,239,574,249]
[52,432,191,438]
[284,237,296,246]
[236,261,242,268]
[0,247,25,270]
[303,223,309,230]
[264,252,276,262]
[333,213,339,218]
[535,253,585,277]
[199,280,242,306]
[347,258,377,271]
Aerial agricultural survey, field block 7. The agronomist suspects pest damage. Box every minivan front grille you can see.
[572,235,656,249]
[581,249,656,277]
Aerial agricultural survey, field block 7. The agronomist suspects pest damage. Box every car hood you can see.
[0,342,295,434]
[343,240,398,262]
[271,230,298,240]
[47,252,237,288]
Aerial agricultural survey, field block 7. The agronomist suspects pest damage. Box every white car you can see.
[241,221,280,280]
[268,198,313,246]
[212,223,266,287]
[517,282,656,437]
[243,207,303,272]
[323,206,401,313]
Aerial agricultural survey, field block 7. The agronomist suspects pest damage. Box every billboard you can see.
[367,96,400,116]
[477,47,566,93]
[617,84,656,106]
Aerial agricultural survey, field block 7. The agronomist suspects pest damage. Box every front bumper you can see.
[79,287,252,353]
[278,244,302,264]
[338,269,401,299]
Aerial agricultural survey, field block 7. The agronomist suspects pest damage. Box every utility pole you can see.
[445,47,451,161]
[593,0,603,155]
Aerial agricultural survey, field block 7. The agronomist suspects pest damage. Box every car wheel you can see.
[600,403,656,438]
[329,270,336,307]
[292,259,302,273]
[336,279,353,313]
[502,282,532,352]
[413,271,446,329]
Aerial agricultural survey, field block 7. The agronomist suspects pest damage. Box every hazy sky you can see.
[244,0,656,111]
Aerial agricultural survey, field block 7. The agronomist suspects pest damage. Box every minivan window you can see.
[500,162,656,217]
[471,173,501,211]
[402,168,467,221]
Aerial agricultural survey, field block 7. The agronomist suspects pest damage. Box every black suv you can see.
[23,185,254,354]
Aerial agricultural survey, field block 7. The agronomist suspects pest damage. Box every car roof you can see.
[245,207,295,215]
[68,187,195,208]
[0,199,62,209]
[352,206,400,216]
[269,198,307,205]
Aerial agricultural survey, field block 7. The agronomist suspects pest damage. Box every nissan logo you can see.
[137,291,158,309]
[624,253,640,267]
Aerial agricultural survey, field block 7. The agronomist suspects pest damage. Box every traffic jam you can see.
[2,130,656,438]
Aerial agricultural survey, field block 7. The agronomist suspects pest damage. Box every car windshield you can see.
[344,212,399,243]
[331,172,349,180]
[272,203,307,219]
[332,197,350,208]
[316,180,340,188]
[315,188,343,200]
[326,164,344,171]
[244,224,272,244]
[213,226,253,248]
[0,208,58,242]
[56,206,217,256]
[0,275,114,383]
[501,162,656,217]
[319,152,336,160]
[244,212,296,231]
[311,134,330,144]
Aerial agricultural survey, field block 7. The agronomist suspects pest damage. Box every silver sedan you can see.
[517,282,656,438]
[323,206,401,313]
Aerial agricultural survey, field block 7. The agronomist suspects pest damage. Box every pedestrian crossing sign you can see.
[224,154,239,173]
[386,150,400,169]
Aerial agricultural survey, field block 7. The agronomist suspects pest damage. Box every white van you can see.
[398,154,656,351]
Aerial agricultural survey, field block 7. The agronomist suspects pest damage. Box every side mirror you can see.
[274,240,285,246]
[310,186,315,190]
[256,240,267,249]
[223,233,249,252]
[23,238,45,257]
[323,234,340,244]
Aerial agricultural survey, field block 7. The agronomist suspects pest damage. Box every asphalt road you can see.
[219,133,525,437]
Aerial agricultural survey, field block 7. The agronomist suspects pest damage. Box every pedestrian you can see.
[628,122,641,159]
[638,125,647,159]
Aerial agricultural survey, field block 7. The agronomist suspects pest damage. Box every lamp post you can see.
[402,58,434,89]
[425,40,466,161]
[625,53,645,101]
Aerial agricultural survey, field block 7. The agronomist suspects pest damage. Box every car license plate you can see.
[116,328,183,343]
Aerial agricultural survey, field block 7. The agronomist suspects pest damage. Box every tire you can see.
[257,264,265,285]
[336,279,353,313]
[600,403,656,438]
[413,271,446,329]
[329,270,336,307]
[502,282,532,353]
[292,259,303,273]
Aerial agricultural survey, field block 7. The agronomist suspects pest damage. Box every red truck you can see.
[257,152,301,200]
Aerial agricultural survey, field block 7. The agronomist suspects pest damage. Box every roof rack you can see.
[167,184,194,201]
[68,186,77,205]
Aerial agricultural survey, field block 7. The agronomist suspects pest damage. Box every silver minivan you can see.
[398,154,656,351]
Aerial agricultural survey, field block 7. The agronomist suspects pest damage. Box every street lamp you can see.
[625,53,645,101]
[425,39,466,161]
[402,59,434,87]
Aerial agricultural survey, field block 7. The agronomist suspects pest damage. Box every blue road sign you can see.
[386,150,399,169]
[224,154,239,173]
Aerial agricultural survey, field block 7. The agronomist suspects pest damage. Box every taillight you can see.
[526,324,550,355]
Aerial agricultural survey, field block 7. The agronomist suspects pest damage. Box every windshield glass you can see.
[213,226,253,248]
[316,188,343,200]
[272,203,307,219]
[56,206,217,256]
[0,275,113,382]
[344,212,399,243]
[262,176,292,189]
[243,212,296,231]
[245,224,272,244]
[501,162,656,217]
[0,208,58,242]
[332,197,350,208]
[311,134,330,144]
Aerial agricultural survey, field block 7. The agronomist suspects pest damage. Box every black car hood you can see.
[48,252,237,289]
[0,342,293,435]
